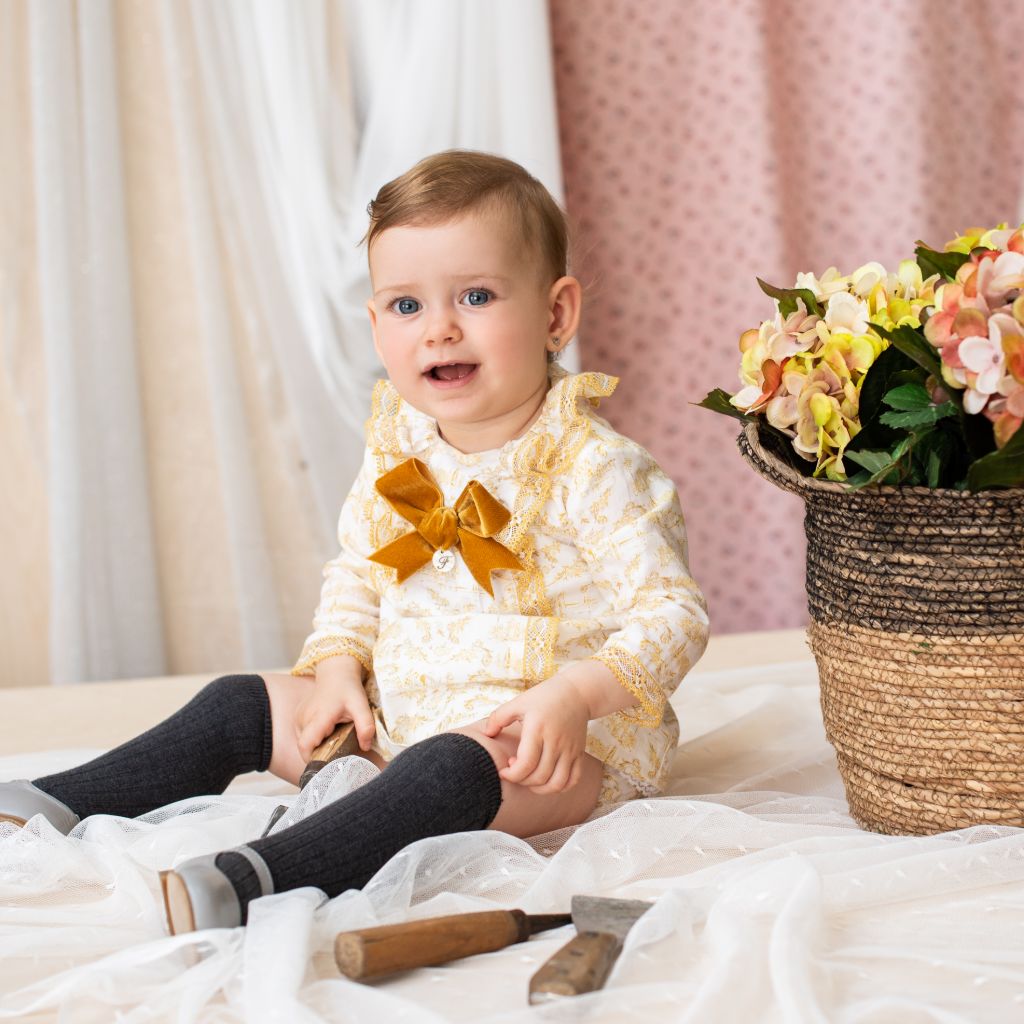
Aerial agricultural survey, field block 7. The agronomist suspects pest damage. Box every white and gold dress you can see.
[291,367,710,806]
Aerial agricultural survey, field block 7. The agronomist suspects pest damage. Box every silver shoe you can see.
[0,780,80,834]
[159,845,274,934]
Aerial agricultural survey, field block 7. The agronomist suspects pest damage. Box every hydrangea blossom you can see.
[730,262,935,480]
[923,226,1024,448]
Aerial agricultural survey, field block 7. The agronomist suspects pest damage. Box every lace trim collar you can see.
[366,366,619,469]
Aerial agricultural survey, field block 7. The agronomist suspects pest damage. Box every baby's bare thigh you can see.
[259,672,383,786]
[451,720,604,839]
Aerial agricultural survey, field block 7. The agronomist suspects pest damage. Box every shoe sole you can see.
[159,869,197,935]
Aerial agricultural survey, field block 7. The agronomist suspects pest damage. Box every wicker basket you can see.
[738,420,1024,835]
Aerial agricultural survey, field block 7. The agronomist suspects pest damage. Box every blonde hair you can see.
[361,149,569,286]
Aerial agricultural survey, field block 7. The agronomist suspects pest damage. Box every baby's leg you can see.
[450,720,604,837]
[168,727,601,930]
[195,732,502,928]
[23,673,274,822]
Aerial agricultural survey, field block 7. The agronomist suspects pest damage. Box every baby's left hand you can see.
[482,674,591,795]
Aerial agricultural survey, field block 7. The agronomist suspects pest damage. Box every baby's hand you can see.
[295,657,375,762]
[482,674,590,795]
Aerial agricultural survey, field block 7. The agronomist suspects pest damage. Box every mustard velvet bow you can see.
[368,458,522,595]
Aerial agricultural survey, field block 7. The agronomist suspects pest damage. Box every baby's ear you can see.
[547,275,582,343]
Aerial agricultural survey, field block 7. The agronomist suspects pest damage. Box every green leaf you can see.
[882,383,933,410]
[843,449,895,475]
[914,242,971,281]
[843,435,915,489]
[756,278,822,319]
[845,469,874,487]
[879,400,957,429]
[910,426,955,488]
[848,348,923,454]
[966,424,1024,490]
[888,323,943,379]
[693,388,756,423]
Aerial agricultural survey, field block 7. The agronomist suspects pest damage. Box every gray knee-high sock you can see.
[33,674,273,819]
[216,732,502,921]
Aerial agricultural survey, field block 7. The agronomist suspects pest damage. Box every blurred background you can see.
[1,0,1022,688]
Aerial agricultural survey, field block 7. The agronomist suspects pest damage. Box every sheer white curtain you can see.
[0,0,566,685]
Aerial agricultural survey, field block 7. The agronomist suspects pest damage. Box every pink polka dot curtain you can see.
[549,0,1024,633]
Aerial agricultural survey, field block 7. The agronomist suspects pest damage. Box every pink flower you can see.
[974,250,1024,310]
[765,303,821,362]
[953,313,1024,417]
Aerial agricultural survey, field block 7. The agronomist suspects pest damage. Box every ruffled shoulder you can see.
[514,366,619,476]
[365,378,438,458]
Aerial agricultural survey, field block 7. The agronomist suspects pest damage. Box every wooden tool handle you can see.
[528,931,623,1003]
[335,909,530,980]
[299,722,359,789]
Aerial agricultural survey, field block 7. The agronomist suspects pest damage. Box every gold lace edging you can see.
[507,371,618,617]
[523,616,558,683]
[290,637,373,678]
[592,645,666,727]
[367,379,405,459]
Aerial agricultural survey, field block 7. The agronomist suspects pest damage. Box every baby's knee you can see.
[448,722,516,773]
[198,673,268,708]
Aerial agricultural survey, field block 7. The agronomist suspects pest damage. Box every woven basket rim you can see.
[740,420,1024,501]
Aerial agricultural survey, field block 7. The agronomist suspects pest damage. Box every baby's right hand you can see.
[294,656,375,762]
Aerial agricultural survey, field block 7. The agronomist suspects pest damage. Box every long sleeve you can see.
[568,433,710,726]
[291,448,382,677]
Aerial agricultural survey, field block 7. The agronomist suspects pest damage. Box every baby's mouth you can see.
[425,363,479,382]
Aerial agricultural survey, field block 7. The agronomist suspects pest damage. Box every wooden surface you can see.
[0,629,810,756]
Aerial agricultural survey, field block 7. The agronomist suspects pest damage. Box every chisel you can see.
[335,909,572,979]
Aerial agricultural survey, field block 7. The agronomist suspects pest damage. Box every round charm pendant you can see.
[432,548,456,573]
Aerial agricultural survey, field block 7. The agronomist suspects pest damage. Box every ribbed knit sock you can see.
[215,732,503,922]
[33,674,273,819]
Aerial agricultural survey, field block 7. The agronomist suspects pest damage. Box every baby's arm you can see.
[291,449,382,759]
[571,434,710,726]
[485,434,710,793]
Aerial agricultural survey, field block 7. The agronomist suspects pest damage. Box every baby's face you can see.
[366,209,563,453]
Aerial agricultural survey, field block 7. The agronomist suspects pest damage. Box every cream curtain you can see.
[0,0,565,686]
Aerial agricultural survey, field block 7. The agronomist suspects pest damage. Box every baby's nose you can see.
[424,312,462,345]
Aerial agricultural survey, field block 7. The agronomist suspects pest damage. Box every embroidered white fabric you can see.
[2,660,1023,1022]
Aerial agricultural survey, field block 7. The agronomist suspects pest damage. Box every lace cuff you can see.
[290,636,372,678]
[592,645,667,727]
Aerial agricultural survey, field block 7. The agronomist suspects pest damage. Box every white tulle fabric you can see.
[3,659,1023,1022]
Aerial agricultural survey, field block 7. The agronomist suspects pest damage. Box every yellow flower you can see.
[729,261,925,481]
[809,391,833,426]
[945,223,1022,254]
[790,363,860,475]
[865,259,938,332]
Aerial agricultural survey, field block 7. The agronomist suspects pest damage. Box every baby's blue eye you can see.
[394,297,420,315]
[464,289,491,306]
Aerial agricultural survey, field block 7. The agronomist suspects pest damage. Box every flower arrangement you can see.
[700,224,1024,490]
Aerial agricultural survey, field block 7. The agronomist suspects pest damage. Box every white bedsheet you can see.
[2,659,1023,1023]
